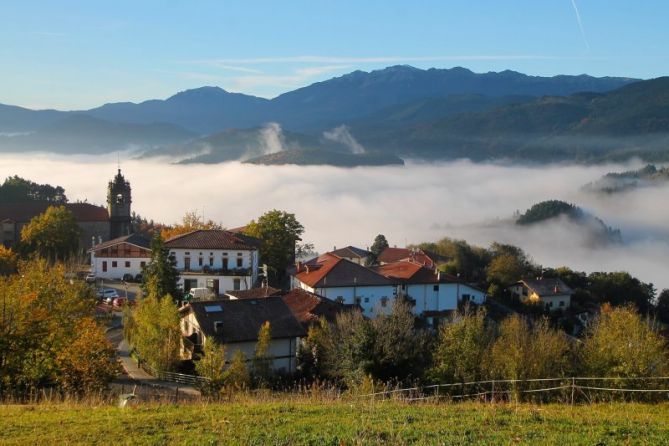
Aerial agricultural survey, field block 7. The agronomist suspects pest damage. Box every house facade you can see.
[165,229,261,296]
[292,253,397,316]
[292,253,485,319]
[180,297,306,373]
[508,278,573,311]
[88,233,151,280]
[374,261,486,323]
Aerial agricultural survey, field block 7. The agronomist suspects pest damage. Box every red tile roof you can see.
[373,261,459,284]
[89,233,151,252]
[165,229,260,250]
[280,288,347,326]
[0,202,108,222]
[294,253,392,288]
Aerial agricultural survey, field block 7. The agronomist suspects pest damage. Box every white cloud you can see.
[2,154,667,290]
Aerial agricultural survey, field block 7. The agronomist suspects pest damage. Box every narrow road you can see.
[107,324,201,397]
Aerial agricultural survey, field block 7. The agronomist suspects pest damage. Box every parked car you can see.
[97,288,119,304]
[134,273,143,283]
[122,273,134,283]
[85,273,96,284]
[113,297,136,307]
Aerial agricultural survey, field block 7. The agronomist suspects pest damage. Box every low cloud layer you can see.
[2,154,668,290]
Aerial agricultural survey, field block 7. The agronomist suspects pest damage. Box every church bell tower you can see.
[108,169,133,239]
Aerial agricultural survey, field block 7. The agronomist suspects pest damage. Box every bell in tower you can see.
[108,169,133,239]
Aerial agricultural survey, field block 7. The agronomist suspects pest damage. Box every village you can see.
[1,169,591,384]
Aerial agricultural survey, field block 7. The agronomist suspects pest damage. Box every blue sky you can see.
[1,0,667,110]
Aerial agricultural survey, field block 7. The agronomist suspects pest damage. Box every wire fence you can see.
[358,376,669,403]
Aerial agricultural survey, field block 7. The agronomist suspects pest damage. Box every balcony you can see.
[179,266,252,276]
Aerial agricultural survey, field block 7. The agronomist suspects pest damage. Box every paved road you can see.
[107,326,201,397]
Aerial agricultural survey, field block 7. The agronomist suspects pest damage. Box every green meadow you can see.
[1,400,668,445]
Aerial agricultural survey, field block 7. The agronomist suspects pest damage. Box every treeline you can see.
[0,176,67,203]
[413,237,663,317]
[296,301,669,399]
[0,260,119,397]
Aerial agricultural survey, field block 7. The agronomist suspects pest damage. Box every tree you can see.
[224,350,250,392]
[0,246,17,276]
[20,206,81,261]
[657,289,669,324]
[129,294,181,371]
[0,260,99,393]
[0,176,67,203]
[429,308,493,385]
[486,254,526,286]
[55,317,120,395]
[488,315,572,400]
[587,271,655,314]
[371,298,430,382]
[195,340,227,396]
[244,210,304,286]
[253,321,273,385]
[141,234,180,300]
[369,234,389,263]
[297,317,336,380]
[581,305,669,379]
[161,211,222,240]
[331,311,376,385]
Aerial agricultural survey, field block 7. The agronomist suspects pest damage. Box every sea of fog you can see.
[2,153,668,291]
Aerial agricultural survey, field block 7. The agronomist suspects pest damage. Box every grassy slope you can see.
[1,401,668,445]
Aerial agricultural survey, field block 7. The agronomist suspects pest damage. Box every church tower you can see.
[107,169,133,239]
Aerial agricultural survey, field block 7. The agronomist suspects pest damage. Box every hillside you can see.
[583,164,669,193]
[243,148,404,167]
[0,114,195,154]
[2,401,667,445]
[516,200,622,244]
[0,66,637,135]
[360,77,669,161]
[147,126,357,164]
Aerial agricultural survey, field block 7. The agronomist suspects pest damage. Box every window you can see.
[559,301,565,307]
[335,296,344,304]
[236,257,243,268]
[433,285,439,291]
[222,258,229,269]
[354,297,362,305]
[198,257,203,267]
[102,261,107,272]
[237,252,243,256]
[233,278,241,291]
[140,261,146,268]
[112,261,118,268]
[209,257,214,266]
[381,297,388,307]
[184,257,191,270]
[364,297,369,303]
[125,261,130,268]
[522,288,528,296]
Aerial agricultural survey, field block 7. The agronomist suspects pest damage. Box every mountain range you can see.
[4,65,669,165]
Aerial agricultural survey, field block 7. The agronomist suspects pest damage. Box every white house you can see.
[165,230,261,296]
[88,233,151,280]
[179,297,306,373]
[508,278,573,311]
[291,253,486,322]
[330,246,372,266]
[292,253,397,316]
[373,261,486,325]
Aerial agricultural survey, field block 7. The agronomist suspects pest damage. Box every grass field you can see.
[1,400,668,445]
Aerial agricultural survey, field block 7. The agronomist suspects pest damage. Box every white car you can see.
[97,288,119,304]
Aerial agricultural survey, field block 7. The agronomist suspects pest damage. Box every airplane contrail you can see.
[570,0,590,52]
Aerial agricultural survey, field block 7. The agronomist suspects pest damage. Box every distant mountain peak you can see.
[168,86,229,100]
